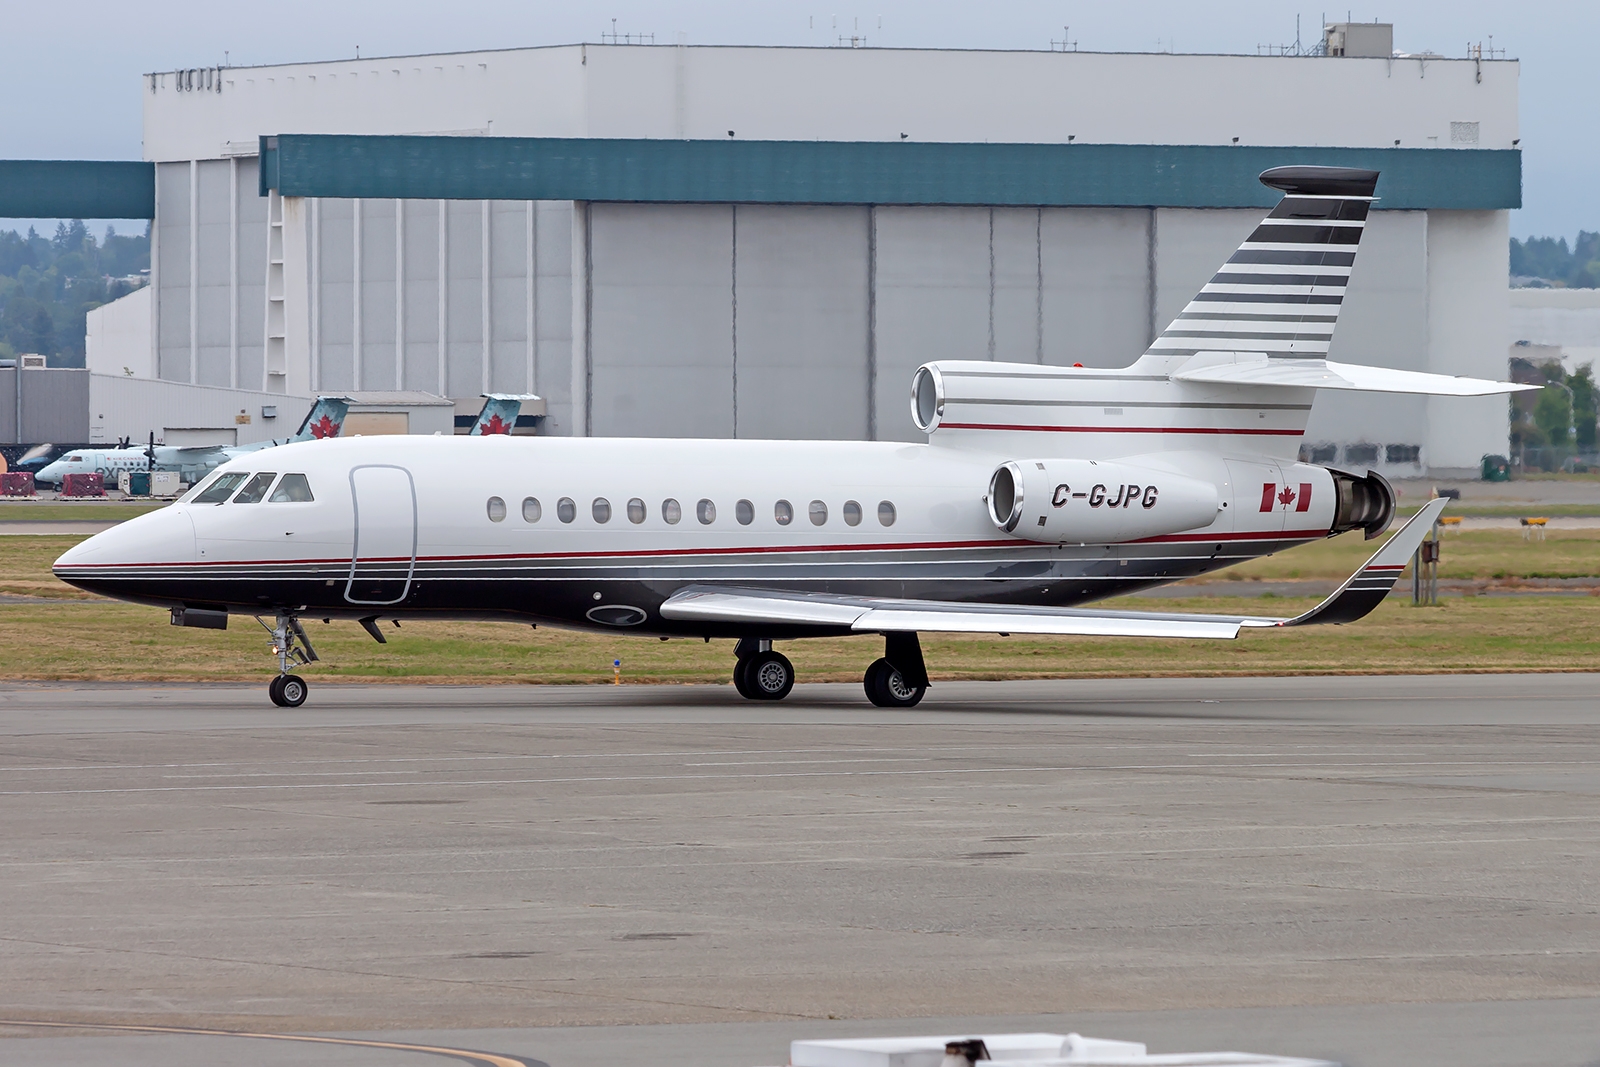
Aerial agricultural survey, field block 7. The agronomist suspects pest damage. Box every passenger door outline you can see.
[345,464,418,606]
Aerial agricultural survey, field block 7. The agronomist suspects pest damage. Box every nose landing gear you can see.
[259,613,318,707]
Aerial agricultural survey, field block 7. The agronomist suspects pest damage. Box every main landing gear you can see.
[260,613,318,707]
[732,638,795,700]
[863,632,928,708]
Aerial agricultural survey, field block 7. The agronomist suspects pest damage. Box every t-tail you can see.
[469,394,539,435]
[1142,165,1376,370]
[909,165,1531,456]
[288,396,352,443]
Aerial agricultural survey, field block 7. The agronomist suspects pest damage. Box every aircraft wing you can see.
[1171,352,1538,396]
[660,498,1449,638]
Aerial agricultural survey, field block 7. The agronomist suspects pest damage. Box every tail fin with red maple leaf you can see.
[469,394,540,436]
[288,396,352,443]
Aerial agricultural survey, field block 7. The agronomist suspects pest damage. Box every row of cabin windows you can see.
[486,495,897,528]
[187,471,315,504]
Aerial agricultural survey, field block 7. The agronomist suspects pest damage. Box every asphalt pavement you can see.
[0,676,1595,1067]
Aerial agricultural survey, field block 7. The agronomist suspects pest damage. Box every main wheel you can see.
[864,658,926,708]
[732,656,758,699]
[745,651,795,700]
[278,674,308,708]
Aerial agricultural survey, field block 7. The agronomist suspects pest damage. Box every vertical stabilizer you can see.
[288,396,352,442]
[470,394,539,435]
[1142,166,1379,367]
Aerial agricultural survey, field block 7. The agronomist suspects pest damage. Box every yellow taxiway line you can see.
[0,1019,537,1066]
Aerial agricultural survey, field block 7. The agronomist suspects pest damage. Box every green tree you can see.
[1533,381,1573,448]
[1573,364,1599,451]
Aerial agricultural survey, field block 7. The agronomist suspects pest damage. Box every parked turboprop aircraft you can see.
[54,167,1535,708]
[36,394,537,487]
[35,397,353,487]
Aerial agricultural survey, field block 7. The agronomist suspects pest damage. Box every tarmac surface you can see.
[0,676,1596,1067]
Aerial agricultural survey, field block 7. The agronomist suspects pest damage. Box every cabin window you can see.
[809,500,828,526]
[697,498,716,524]
[627,498,646,523]
[878,500,897,526]
[662,498,682,524]
[774,500,793,525]
[522,497,541,522]
[557,497,576,523]
[842,500,862,526]
[592,497,612,523]
[487,496,507,522]
[192,471,248,504]
[736,499,754,525]
[269,474,314,502]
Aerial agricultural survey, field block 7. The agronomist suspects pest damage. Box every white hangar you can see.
[48,31,1522,473]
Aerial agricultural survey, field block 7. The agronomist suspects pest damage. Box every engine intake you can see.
[987,459,1222,544]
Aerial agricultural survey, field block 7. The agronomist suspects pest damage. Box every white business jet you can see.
[54,167,1533,708]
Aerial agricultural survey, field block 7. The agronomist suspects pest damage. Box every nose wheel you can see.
[269,674,309,707]
[258,613,318,707]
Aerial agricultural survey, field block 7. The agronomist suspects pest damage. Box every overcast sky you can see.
[2,0,1592,239]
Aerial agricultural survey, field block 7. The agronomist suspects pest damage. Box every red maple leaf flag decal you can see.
[482,413,511,435]
[310,415,340,439]
[1277,484,1297,509]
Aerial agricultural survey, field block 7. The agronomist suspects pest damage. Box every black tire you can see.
[278,674,308,708]
[268,675,287,707]
[732,656,758,699]
[864,658,925,708]
[745,651,795,700]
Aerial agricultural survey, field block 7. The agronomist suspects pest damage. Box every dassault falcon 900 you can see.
[54,167,1533,708]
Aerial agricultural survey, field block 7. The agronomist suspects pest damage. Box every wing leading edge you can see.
[659,498,1449,639]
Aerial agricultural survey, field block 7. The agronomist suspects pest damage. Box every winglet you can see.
[1245,497,1449,628]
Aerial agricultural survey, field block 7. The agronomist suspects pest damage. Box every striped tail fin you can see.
[1144,166,1378,365]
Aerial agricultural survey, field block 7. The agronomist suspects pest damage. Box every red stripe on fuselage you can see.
[939,423,1304,436]
[53,528,1333,571]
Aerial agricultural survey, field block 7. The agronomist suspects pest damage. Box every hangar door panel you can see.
[733,205,870,440]
[590,204,734,438]
[1041,208,1151,368]
[1304,211,1429,464]
[345,465,417,606]
[872,207,992,442]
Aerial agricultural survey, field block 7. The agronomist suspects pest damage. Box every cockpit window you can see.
[192,472,249,504]
[67,455,84,462]
[269,474,314,502]
[232,472,277,504]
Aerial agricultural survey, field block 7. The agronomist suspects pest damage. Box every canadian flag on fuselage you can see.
[1260,481,1314,513]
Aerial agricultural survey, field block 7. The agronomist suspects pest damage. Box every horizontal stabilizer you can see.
[658,498,1450,639]
[1171,352,1536,396]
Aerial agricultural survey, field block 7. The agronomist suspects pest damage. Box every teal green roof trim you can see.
[261,135,1520,210]
[0,160,155,219]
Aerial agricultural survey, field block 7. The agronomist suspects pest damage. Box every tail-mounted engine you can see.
[1328,468,1395,539]
[987,458,1222,544]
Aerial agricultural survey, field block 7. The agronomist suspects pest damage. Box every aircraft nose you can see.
[53,506,198,596]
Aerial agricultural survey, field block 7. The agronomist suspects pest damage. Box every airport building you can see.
[4,27,1520,473]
